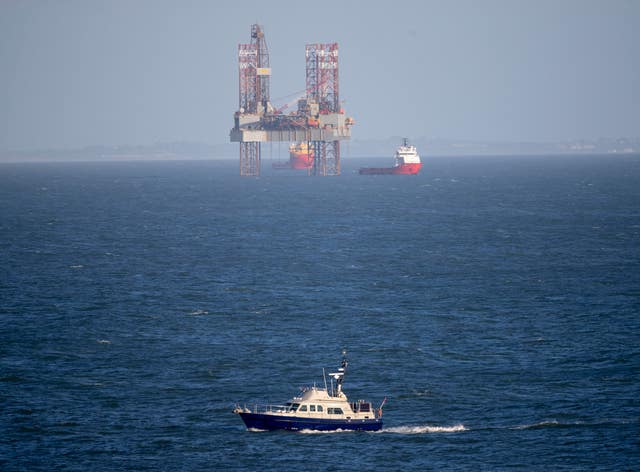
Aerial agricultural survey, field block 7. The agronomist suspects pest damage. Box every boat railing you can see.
[351,401,372,413]
[244,403,297,414]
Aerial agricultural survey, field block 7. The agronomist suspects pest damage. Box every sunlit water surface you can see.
[2,155,639,470]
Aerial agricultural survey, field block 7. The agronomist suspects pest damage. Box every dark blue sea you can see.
[1,155,639,470]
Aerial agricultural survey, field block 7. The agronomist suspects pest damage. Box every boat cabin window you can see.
[327,408,344,415]
[309,405,316,412]
[286,403,300,412]
[317,405,323,412]
[299,405,307,412]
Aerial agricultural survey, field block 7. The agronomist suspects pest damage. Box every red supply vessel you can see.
[359,138,422,175]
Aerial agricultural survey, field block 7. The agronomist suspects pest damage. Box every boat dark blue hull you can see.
[238,412,382,431]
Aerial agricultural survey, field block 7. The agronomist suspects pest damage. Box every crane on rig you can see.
[273,90,306,114]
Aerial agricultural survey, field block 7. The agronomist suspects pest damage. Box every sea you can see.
[1,154,639,471]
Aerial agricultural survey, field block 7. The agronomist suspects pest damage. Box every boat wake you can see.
[378,424,468,434]
[248,425,467,434]
[298,428,357,434]
[248,419,636,434]
[380,424,467,434]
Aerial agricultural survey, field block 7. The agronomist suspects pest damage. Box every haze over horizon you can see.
[1,0,638,151]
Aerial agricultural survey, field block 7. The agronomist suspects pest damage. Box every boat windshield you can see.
[285,402,300,412]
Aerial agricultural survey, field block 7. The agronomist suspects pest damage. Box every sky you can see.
[1,0,638,150]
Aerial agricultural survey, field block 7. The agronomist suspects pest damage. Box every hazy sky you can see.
[1,0,638,150]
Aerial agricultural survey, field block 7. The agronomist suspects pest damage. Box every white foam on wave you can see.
[97,339,111,344]
[189,309,209,316]
[298,428,356,434]
[381,424,467,434]
[247,427,268,432]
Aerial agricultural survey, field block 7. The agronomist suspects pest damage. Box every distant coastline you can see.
[1,137,638,163]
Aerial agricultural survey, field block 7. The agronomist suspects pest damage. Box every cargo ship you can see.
[359,138,421,175]
[289,142,314,170]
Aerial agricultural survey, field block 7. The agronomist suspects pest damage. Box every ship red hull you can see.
[359,163,421,175]
[290,152,314,170]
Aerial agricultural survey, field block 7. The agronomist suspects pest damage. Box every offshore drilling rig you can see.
[230,24,354,176]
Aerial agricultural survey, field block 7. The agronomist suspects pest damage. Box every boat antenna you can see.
[323,367,328,392]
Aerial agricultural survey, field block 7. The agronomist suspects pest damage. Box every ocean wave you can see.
[512,420,570,430]
[397,388,432,399]
[189,309,209,316]
[381,424,467,434]
[506,417,639,431]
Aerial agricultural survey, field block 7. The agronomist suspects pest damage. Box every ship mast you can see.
[329,350,348,398]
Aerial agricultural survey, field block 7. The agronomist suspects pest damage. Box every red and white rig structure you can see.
[230,24,354,176]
